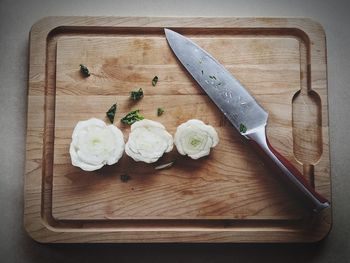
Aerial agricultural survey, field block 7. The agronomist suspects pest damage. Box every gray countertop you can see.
[1,0,349,262]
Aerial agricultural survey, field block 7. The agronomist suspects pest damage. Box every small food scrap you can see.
[121,110,144,125]
[157,107,164,116]
[209,75,216,80]
[130,88,144,101]
[239,123,247,133]
[152,76,159,86]
[155,160,175,170]
[69,118,125,171]
[79,64,90,77]
[120,174,131,182]
[174,119,219,159]
[106,103,117,123]
[125,119,173,163]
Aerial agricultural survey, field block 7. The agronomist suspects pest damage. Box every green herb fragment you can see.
[106,103,117,123]
[121,110,144,125]
[130,88,144,101]
[157,107,164,116]
[79,64,90,77]
[152,76,159,86]
[120,174,131,183]
[239,123,247,133]
[209,75,217,80]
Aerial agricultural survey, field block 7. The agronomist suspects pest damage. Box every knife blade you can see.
[165,28,329,212]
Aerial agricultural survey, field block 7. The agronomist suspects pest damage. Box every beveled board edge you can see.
[24,16,332,243]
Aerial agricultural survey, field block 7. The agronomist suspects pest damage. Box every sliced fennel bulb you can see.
[174,119,219,159]
[69,118,125,171]
[125,119,173,163]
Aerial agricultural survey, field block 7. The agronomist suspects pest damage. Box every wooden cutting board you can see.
[24,17,331,243]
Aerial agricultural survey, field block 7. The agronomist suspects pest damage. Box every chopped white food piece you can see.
[69,118,125,171]
[174,119,219,159]
[155,161,175,170]
[125,119,173,163]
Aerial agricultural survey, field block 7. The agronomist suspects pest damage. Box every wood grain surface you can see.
[24,17,331,243]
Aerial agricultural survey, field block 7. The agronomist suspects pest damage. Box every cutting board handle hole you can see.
[292,90,322,183]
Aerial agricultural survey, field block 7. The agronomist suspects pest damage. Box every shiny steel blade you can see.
[165,29,268,134]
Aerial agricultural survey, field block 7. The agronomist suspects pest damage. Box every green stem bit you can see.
[120,174,131,182]
[157,107,164,116]
[130,88,144,101]
[79,64,90,77]
[239,123,247,133]
[152,76,159,86]
[106,103,117,123]
[121,110,144,125]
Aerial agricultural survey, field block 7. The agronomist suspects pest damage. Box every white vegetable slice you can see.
[69,118,125,171]
[125,119,173,163]
[174,119,219,159]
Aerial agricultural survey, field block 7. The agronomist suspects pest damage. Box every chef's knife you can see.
[165,29,329,212]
